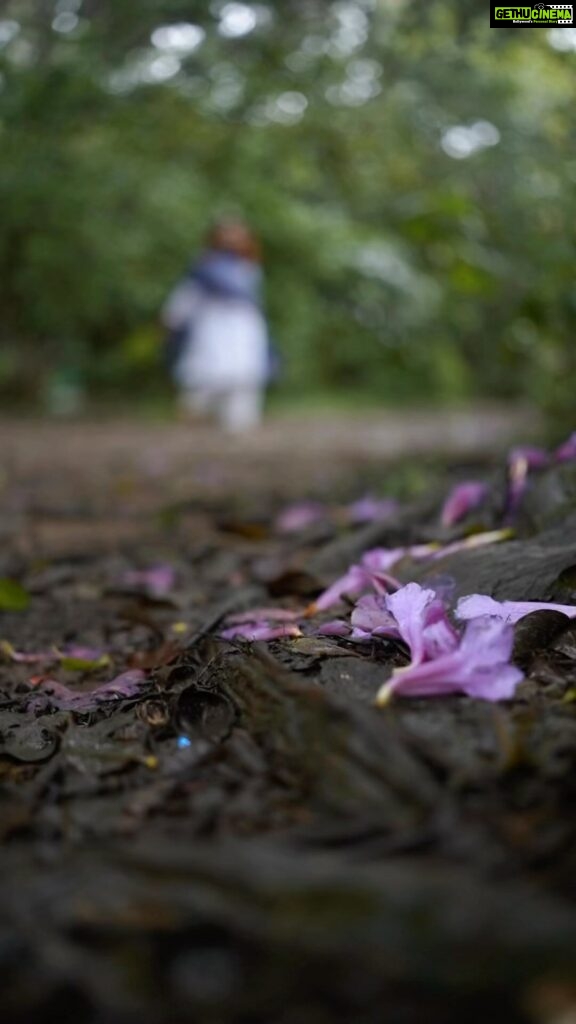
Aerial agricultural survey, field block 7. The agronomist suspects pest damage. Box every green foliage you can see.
[0,0,574,421]
[0,579,30,612]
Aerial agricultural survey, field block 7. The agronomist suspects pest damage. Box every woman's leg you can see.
[219,386,263,433]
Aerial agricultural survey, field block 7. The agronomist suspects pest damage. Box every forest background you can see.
[0,0,574,426]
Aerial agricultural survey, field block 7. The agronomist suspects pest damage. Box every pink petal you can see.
[350,627,373,640]
[121,565,176,597]
[440,481,488,527]
[311,565,371,613]
[1,642,57,665]
[346,497,398,524]
[310,547,434,615]
[377,616,522,703]
[460,663,523,701]
[361,548,406,574]
[508,445,549,471]
[350,595,399,637]
[359,547,407,593]
[221,623,302,642]
[25,669,147,711]
[421,618,460,659]
[226,607,301,625]
[275,502,326,533]
[385,583,458,666]
[505,447,548,521]
[554,432,576,463]
[91,669,147,701]
[385,583,433,664]
[458,614,516,666]
[457,594,576,624]
[316,619,351,637]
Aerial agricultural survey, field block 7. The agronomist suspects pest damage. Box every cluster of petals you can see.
[325,583,576,703]
[308,545,438,614]
[439,432,576,529]
[319,582,525,702]
[505,434,576,520]
[219,429,576,697]
[219,584,576,705]
[364,583,524,704]
[275,496,399,534]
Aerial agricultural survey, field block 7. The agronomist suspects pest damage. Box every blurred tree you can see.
[0,0,574,425]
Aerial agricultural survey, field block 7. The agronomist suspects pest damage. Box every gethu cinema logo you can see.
[495,6,572,18]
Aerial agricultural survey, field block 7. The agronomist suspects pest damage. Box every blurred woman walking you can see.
[162,219,271,433]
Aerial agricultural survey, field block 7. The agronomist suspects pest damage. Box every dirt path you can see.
[4,402,576,1024]
[1,402,538,495]
[0,403,537,560]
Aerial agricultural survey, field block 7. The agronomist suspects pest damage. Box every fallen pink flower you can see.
[320,582,460,651]
[554,432,576,463]
[221,623,302,642]
[346,496,399,525]
[226,607,301,625]
[316,598,406,644]
[361,548,407,584]
[1,642,109,668]
[82,669,147,700]
[456,593,576,624]
[25,669,147,712]
[377,616,523,704]
[307,548,405,614]
[350,595,400,640]
[1,642,57,665]
[120,564,176,597]
[275,502,326,534]
[307,545,442,616]
[386,582,459,665]
[316,619,352,637]
[440,481,488,527]
[505,446,549,521]
[509,445,549,470]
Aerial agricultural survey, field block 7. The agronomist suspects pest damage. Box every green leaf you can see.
[59,654,111,672]
[0,580,30,612]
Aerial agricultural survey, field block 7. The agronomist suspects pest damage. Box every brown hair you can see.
[206,219,261,262]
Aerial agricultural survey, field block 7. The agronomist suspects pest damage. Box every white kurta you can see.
[163,281,269,392]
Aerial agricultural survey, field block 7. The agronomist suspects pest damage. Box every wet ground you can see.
[1,408,575,1024]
